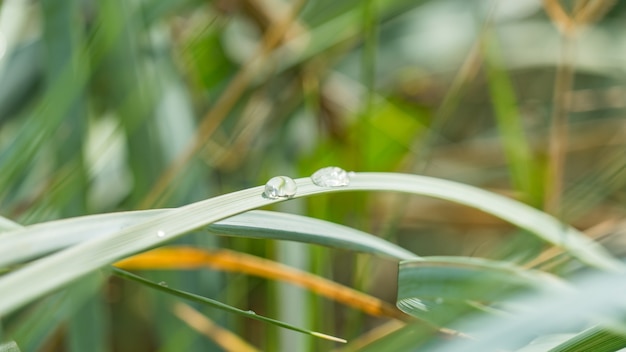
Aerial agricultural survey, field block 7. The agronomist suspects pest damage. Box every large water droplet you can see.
[263,176,297,199]
[311,167,351,187]
[157,230,166,238]
[246,310,256,315]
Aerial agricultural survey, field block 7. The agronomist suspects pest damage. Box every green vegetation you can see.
[1,0,625,351]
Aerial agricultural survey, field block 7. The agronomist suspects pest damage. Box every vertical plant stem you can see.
[545,32,575,215]
[361,0,377,170]
[484,32,539,206]
[344,0,379,343]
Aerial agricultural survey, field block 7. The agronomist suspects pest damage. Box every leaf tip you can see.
[311,331,347,343]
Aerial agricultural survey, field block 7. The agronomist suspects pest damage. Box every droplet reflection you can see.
[263,176,297,199]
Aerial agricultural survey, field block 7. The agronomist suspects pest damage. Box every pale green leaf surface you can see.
[396,256,570,325]
[0,341,20,352]
[207,210,418,260]
[515,334,574,352]
[0,172,620,317]
[0,210,165,267]
[0,209,416,268]
[0,216,21,233]
[426,271,626,352]
[547,326,626,352]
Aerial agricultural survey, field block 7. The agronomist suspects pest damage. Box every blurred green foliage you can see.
[0,0,625,350]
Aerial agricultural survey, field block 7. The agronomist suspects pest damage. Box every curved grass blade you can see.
[0,172,620,317]
[206,210,417,260]
[396,256,570,326]
[0,210,166,267]
[340,174,620,271]
[0,209,416,268]
[547,326,626,352]
[111,267,346,344]
[425,271,626,352]
[115,246,410,321]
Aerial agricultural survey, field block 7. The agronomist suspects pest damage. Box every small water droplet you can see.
[246,310,256,315]
[311,167,351,187]
[158,281,168,287]
[435,297,443,304]
[263,176,297,199]
[157,230,166,238]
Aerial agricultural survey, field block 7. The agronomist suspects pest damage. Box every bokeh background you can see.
[1,0,625,351]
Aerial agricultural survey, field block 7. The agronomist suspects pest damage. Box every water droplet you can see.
[435,297,443,304]
[157,230,166,238]
[158,281,168,287]
[311,167,351,187]
[263,176,297,199]
[246,310,256,315]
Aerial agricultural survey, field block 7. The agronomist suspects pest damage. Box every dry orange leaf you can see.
[115,246,410,322]
[173,302,260,352]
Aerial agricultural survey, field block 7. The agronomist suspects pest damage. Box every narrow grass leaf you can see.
[0,210,166,267]
[0,208,416,268]
[116,246,409,321]
[426,271,626,352]
[546,325,626,352]
[111,267,346,343]
[483,33,541,205]
[0,172,619,318]
[206,210,418,260]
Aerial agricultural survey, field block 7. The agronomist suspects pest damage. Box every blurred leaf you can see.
[116,246,409,321]
[396,256,568,325]
[186,28,236,91]
[348,320,444,352]
[172,302,260,352]
[8,274,106,352]
[0,341,20,352]
[365,100,425,170]
[425,271,626,352]
[483,32,541,206]
[0,216,21,233]
[546,326,626,352]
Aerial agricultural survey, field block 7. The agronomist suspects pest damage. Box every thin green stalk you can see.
[484,32,540,206]
[361,0,377,170]
[111,267,346,343]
